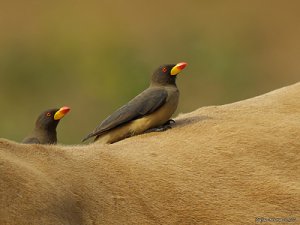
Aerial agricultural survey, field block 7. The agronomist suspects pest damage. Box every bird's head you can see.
[151,62,187,86]
[35,106,71,130]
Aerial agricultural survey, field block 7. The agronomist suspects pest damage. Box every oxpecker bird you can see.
[82,62,187,144]
[22,106,70,144]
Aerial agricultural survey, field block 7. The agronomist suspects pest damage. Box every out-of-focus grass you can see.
[0,0,299,144]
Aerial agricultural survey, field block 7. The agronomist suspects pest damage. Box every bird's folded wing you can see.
[82,88,168,141]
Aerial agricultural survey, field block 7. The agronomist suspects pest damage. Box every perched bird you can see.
[83,62,187,144]
[22,106,71,144]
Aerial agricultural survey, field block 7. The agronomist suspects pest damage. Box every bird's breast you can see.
[131,87,179,132]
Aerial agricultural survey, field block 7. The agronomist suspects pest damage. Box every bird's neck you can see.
[34,126,57,134]
[150,81,177,88]
[33,127,57,144]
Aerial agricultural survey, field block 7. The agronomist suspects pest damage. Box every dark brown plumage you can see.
[82,62,187,144]
[22,106,70,144]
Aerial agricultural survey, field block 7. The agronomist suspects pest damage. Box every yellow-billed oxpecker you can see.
[82,62,187,144]
[22,106,71,144]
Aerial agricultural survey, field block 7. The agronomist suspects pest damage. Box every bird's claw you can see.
[164,119,175,125]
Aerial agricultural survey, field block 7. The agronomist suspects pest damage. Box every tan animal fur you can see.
[1,83,299,225]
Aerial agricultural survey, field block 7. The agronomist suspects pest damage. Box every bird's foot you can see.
[164,119,175,126]
[144,120,175,133]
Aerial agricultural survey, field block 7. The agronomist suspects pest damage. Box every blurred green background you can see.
[0,0,299,144]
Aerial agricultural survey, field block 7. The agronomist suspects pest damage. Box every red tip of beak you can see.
[177,62,188,70]
[60,106,71,114]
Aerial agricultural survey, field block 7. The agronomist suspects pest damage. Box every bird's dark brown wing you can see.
[82,87,168,141]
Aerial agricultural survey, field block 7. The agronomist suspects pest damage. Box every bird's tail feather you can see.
[82,134,93,142]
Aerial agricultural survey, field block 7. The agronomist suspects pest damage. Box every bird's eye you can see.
[162,67,167,73]
[46,112,51,117]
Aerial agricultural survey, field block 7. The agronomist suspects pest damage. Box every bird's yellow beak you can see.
[170,62,188,76]
[54,106,71,120]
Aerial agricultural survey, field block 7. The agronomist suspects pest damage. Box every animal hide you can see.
[1,83,299,225]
